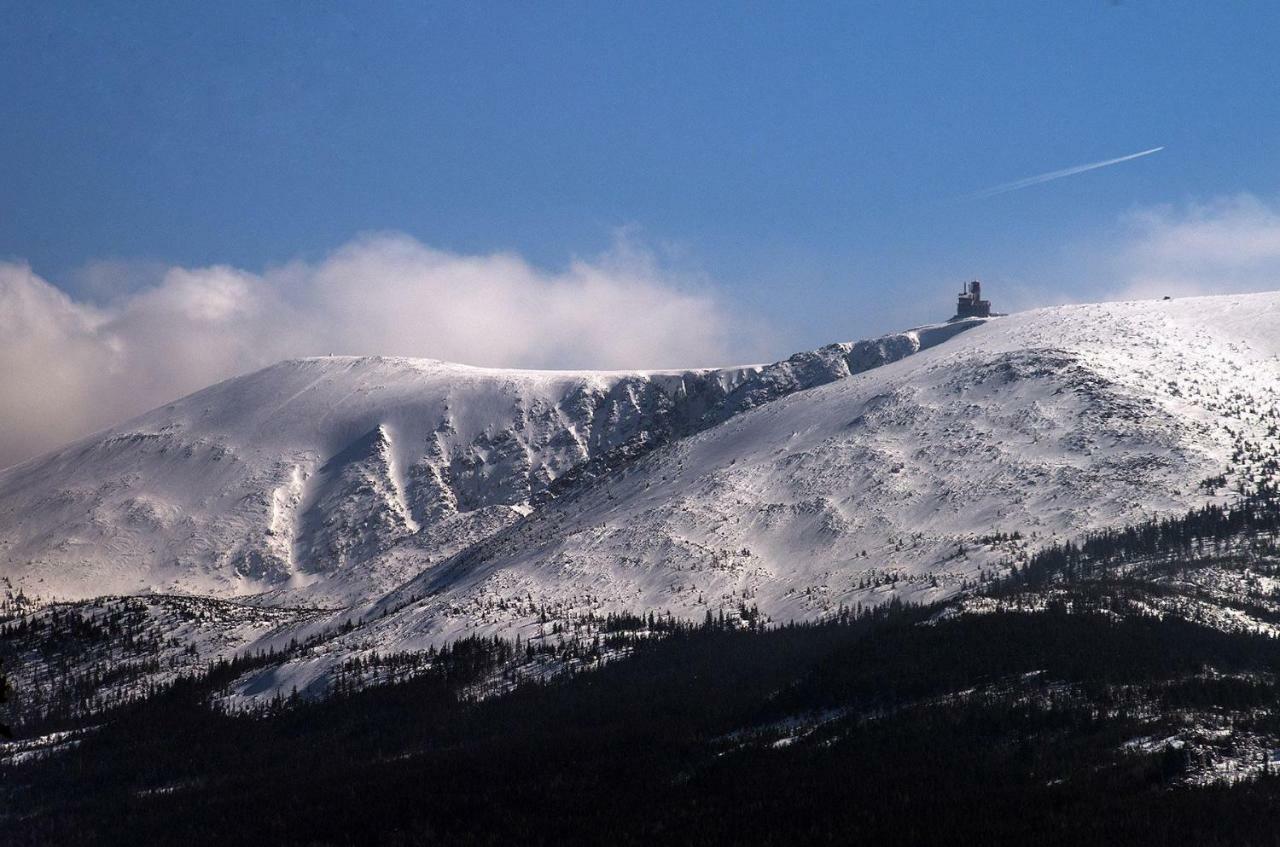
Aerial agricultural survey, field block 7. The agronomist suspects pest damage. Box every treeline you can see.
[1014,488,1280,589]
[11,591,1280,845]
[327,601,873,702]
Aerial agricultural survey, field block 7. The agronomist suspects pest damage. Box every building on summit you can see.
[954,280,992,319]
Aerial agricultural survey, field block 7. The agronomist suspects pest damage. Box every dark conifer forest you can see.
[6,494,1280,845]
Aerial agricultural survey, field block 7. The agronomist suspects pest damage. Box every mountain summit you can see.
[3,291,1280,705]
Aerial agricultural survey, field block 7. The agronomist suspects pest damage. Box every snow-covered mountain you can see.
[0,319,977,605]
[4,292,1280,708]
[382,293,1280,631]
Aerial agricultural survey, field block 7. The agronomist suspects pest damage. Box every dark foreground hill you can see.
[7,494,1280,845]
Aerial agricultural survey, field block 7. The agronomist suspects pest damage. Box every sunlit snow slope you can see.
[5,292,1280,709]
[0,321,973,604]
[349,292,1280,646]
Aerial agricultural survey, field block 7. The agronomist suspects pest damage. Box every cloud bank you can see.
[0,234,771,469]
[1001,194,1280,310]
[1111,195,1280,299]
[8,196,1280,470]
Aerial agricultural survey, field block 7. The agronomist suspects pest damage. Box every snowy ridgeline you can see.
[3,291,1280,709]
[0,318,977,606]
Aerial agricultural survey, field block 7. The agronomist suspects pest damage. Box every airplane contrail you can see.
[972,146,1165,198]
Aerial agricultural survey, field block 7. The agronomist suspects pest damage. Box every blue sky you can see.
[5,2,1279,330]
[3,2,1280,463]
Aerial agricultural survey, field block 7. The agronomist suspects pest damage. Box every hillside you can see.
[3,292,1280,711]
[326,293,1280,649]
[11,496,1280,846]
[0,321,976,606]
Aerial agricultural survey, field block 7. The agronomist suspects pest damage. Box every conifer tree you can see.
[0,657,11,738]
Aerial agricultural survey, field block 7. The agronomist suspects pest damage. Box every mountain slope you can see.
[341,293,1280,649]
[0,321,975,605]
[4,292,1280,710]
[14,502,1280,846]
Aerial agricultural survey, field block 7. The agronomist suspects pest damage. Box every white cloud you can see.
[1110,194,1280,300]
[0,233,773,469]
[998,194,1280,312]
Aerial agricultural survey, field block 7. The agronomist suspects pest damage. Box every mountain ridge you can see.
[4,291,1280,709]
[0,318,982,605]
